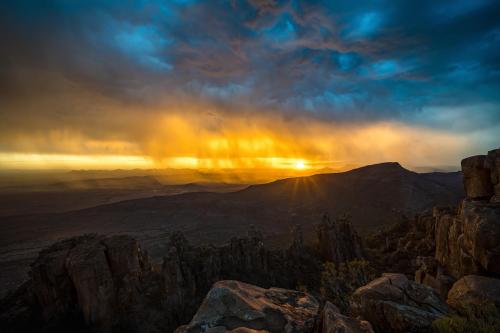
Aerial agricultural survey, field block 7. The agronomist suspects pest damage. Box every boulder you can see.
[176,280,320,333]
[318,302,374,333]
[447,275,500,313]
[350,273,449,333]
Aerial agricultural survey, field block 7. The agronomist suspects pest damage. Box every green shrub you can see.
[433,301,500,333]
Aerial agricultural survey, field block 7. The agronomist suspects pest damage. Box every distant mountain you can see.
[2,175,164,192]
[0,177,247,217]
[0,162,463,249]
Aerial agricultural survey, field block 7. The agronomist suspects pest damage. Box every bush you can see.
[433,301,500,333]
[320,259,375,311]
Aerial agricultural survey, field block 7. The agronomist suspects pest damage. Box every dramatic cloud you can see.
[0,0,499,170]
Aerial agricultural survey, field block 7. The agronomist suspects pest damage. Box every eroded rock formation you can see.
[434,199,500,279]
[462,148,500,202]
[419,149,500,284]
[414,256,454,299]
[25,235,162,332]
[1,215,366,333]
[316,214,364,263]
[366,149,500,300]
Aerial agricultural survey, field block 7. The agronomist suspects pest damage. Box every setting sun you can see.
[294,160,306,170]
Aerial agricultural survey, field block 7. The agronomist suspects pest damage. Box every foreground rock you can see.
[175,280,320,333]
[447,275,500,313]
[318,302,374,333]
[350,273,449,333]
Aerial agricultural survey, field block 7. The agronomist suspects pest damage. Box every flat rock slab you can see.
[175,280,320,333]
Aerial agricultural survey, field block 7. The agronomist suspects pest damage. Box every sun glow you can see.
[294,160,306,170]
[0,108,473,172]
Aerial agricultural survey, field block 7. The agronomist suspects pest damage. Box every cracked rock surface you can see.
[174,280,320,333]
[350,273,449,333]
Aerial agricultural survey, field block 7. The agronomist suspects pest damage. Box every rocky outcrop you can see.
[434,196,500,279]
[316,214,364,263]
[364,212,437,276]
[317,302,374,333]
[462,148,500,202]
[447,275,500,313]
[175,280,320,333]
[160,229,328,325]
[5,218,361,333]
[414,256,454,299]
[462,155,495,200]
[413,148,500,295]
[350,273,449,333]
[28,235,159,332]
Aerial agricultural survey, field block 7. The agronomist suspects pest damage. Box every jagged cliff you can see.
[0,217,364,333]
[414,149,500,295]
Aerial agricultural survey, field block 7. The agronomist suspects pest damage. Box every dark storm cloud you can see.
[1,0,500,131]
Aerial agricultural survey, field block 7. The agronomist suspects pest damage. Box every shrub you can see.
[433,301,500,333]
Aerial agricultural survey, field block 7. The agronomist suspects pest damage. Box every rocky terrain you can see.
[1,149,499,333]
[0,215,366,332]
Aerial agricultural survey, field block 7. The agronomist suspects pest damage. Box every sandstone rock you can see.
[447,275,500,313]
[462,155,494,200]
[460,148,500,202]
[318,302,374,333]
[176,280,320,333]
[316,214,364,263]
[350,273,449,333]
[434,199,500,278]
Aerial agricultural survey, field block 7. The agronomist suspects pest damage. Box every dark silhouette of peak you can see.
[346,162,413,172]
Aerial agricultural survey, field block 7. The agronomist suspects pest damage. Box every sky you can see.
[0,0,499,171]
